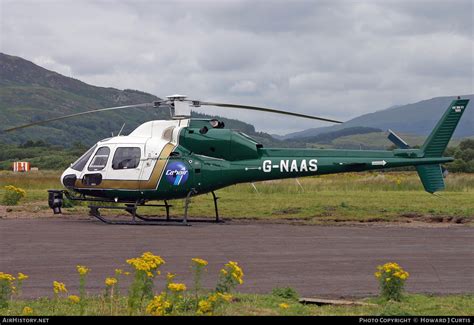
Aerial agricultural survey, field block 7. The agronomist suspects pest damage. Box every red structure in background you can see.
[13,161,31,172]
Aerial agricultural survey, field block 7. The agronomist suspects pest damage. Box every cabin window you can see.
[112,147,141,170]
[71,145,97,171]
[88,147,110,171]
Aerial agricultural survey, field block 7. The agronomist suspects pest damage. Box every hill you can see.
[0,53,275,146]
[295,126,382,144]
[1,53,472,152]
[284,95,474,140]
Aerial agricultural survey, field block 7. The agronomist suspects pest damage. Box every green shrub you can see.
[0,273,15,308]
[2,185,26,206]
[271,287,299,301]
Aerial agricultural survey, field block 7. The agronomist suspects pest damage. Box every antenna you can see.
[295,178,304,192]
[250,183,259,193]
[117,123,126,136]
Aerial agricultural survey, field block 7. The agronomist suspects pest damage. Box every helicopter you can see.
[3,94,470,225]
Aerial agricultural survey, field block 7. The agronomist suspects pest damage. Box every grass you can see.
[1,293,472,316]
[1,171,472,316]
[0,170,473,223]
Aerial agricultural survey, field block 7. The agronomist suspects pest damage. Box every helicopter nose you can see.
[61,169,78,188]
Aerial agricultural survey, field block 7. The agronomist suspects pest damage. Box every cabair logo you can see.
[165,162,189,186]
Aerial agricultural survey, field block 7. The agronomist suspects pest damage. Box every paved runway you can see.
[1,217,473,298]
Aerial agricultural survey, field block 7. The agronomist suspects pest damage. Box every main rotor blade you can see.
[3,103,153,132]
[199,101,343,124]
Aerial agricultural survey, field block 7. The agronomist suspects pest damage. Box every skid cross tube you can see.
[124,202,172,222]
[88,205,188,226]
[88,204,189,226]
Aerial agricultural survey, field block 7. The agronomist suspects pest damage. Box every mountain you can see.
[0,53,274,146]
[2,53,472,150]
[294,126,382,144]
[283,95,474,140]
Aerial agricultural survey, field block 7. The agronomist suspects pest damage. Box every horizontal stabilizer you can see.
[388,129,410,149]
[416,164,445,193]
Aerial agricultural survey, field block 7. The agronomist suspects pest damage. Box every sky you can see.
[0,0,473,134]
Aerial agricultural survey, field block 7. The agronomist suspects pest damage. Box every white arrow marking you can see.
[371,160,387,166]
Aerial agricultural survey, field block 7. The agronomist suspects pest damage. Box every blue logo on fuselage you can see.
[165,162,189,186]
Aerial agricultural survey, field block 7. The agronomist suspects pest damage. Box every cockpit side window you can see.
[88,147,110,171]
[112,147,141,170]
[71,145,97,171]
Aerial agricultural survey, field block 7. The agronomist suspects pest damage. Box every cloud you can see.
[230,80,257,94]
[0,0,472,134]
[32,56,73,77]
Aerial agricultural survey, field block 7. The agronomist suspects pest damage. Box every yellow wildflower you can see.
[376,262,409,282]
[115,269,123,275]
[105,277,117,286]
[279,303,290,309]
[0,272,15,282]
[68,295,80,304]
[53,281,67,294]
[232,272,244,285]
[166,272,176,281]
[146,293,172,316]
[197,299,213,315]
[208,294,219,303]
[192,258,208,267]
[126,252,165,276]
[168,282,187,292]
[22,306,33,315]
[217,292,233,302]
[217,260,245,292]
[226,261,244,285]
[4,185,26,197]
[17,273,29,281]
[76,265,90,276]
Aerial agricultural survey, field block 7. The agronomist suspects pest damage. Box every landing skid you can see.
[84,190,222,226]
[87,204,186,226]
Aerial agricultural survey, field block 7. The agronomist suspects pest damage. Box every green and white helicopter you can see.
[4,95,469,225]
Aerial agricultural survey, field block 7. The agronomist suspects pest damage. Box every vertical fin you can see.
[421,98,469,157]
